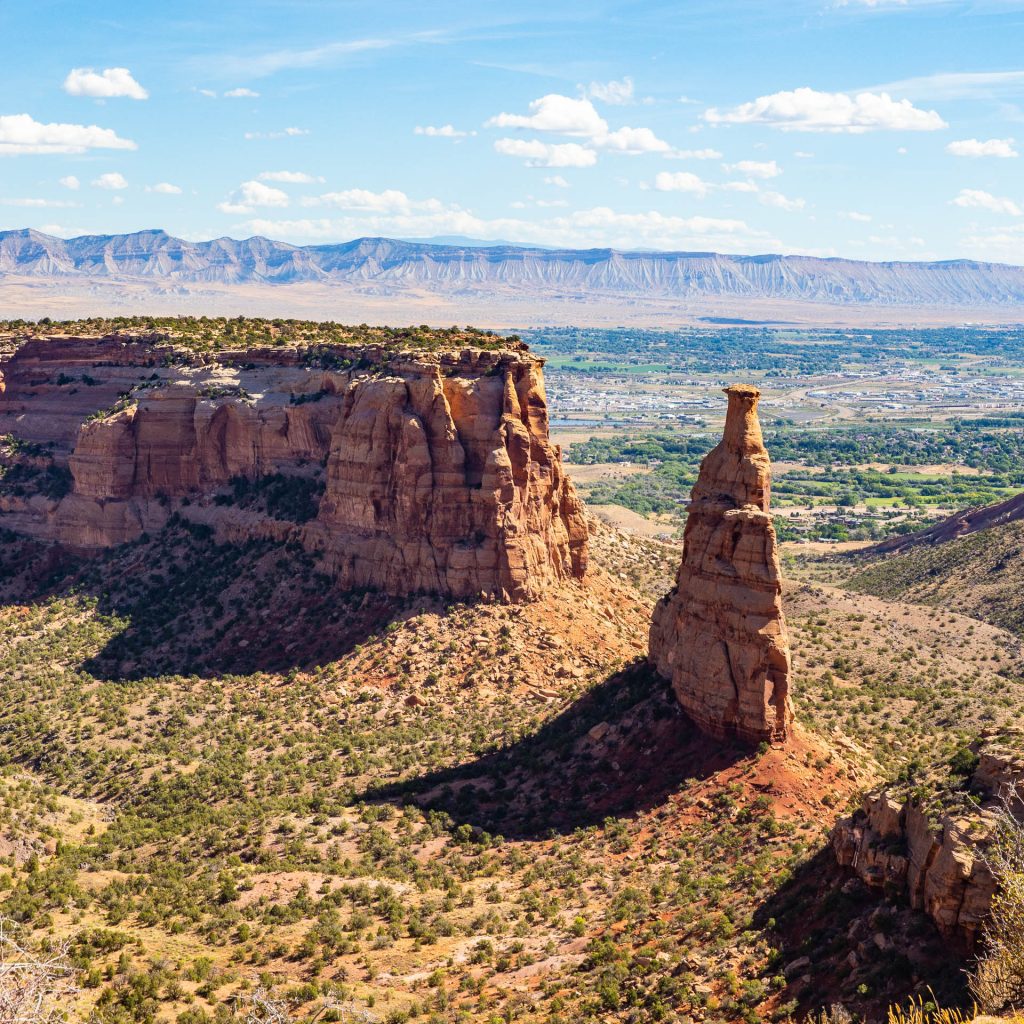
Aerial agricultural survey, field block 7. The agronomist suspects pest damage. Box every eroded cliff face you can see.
[831,744,1024,948]
[649,384,793,743]
[0,335,587,601]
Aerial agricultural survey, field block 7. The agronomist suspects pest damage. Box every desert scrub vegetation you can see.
[970,796,1024,1014]
[0,519,1007,1023]
[0,316,522,355]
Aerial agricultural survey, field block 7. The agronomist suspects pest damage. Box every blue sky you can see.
[2,0,1024,262]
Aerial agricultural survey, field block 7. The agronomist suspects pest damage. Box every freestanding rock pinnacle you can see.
[649,384,793,743]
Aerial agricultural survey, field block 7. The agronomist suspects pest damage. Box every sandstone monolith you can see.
[649,384,792,743]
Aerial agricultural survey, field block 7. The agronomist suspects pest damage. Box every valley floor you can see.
[1,520,1020,1022]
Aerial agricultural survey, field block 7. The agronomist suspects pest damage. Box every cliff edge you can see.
[0,332,587,602]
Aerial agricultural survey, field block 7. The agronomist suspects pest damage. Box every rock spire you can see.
[649,384,793,743]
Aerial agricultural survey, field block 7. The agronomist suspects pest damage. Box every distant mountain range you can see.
[2,228,1024,308]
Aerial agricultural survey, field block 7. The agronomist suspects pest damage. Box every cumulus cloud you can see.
[225,87,260,98]
[487,94,608,137]
[585,77,635,105]
[493,138,598,167]
[653,171,710,197]
[0,113,136,155]
[544,175,570,187]
[63,67,149,100]
[238,204,770,253]
[946,138,1018,158]
[705,87,946,132]
[669,148,723,160]
[840,211,873,222]
[1,197,79,208]
[59,175,80,190]
[725,159,781,178]
[217,179,290,214]
[759,190,805,212]
[148,182,182,194]
[92,172,128,190]
[951,189,1022,217]
[597,126,671,154]
[258,170,324,183]
[414,124,475,138]
[243,127,309,139]
[311,188,444,213]
[486,92,673,161]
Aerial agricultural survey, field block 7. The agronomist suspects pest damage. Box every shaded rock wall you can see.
[831,745,1024,948]
[0,335,587,601]
[649,384,793,743]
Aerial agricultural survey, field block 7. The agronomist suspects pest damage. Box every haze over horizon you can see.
[3,0,1024,267]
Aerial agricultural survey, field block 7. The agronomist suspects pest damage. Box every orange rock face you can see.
[0,336,588,602]
[649,384,793,743]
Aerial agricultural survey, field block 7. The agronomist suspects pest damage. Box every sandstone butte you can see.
[0,334,588,602]
[649,383,793,744]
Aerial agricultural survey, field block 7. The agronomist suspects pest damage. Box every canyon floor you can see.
[2,515,1019,1023]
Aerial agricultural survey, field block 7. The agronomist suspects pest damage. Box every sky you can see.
[2,0,1024,263]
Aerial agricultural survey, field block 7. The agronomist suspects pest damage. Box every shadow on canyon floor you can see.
[363,659,749,838]
[753,846,970,1019]
[0,521,409,679]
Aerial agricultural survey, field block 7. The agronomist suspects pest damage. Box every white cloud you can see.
[721,180,760,193]
[596,126,671,154]
[485,92,671,158]
[58,175,80,190]
[1,197,79,208]
[216,36,399,79]
[725,159,781,178]
[585,77,635,105]
[258,170,324,183]
[544,175,570,187]
[310,188,448,214]
[238,204,771,253]
[669,148,723,160]
[951,188,1022,217]
[653,171,710,197]
[840,211,873,222]
[197,88,218,98]
[225,87,260,98]
[487,94,608,137]
[217,179,290,214]
[0,113,136,156]
[92,172,128,190]
[414,124,474,138]
[946,137,1018,158]
[63,67,149,100]
[493,138,598,167]
[243,127,309,140]
[705,87,946,132]
[759,190,805,212]
[148,182,183,194]
[793,150,815,158]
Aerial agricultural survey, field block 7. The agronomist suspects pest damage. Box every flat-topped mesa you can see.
[0,334,588,602]
[649,384,793,743]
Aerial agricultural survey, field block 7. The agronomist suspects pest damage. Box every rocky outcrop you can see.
[0,335,588,601]
[649,384,793,743]
[831,743,1024,948]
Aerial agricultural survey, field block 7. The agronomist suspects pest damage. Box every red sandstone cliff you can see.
[831,743,1024,948]
[649,384,793,743]
[0,335,588,601]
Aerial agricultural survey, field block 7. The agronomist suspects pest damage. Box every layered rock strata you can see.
[0,334,588,601]
[831,743,1024,948]
[649,384,793,743]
